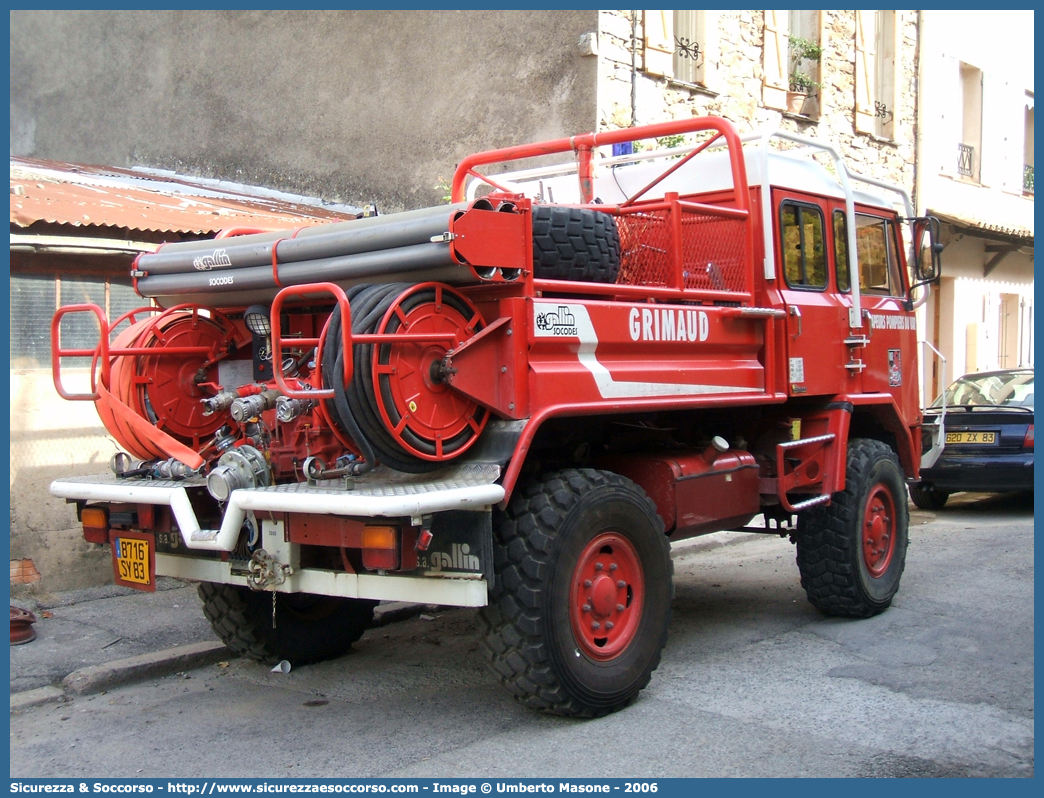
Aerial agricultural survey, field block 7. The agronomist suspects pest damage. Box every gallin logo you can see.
[535,306,578,336]
[193,249,232,271]
[429,542,481,572]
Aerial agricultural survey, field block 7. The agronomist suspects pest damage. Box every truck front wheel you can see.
[478,469,673,717]
[795,438,909,618]
[198,583,377,666]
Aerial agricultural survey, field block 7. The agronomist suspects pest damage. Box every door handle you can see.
[788,305,802,337]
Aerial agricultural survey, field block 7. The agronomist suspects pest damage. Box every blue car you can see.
[912,369,1034,509]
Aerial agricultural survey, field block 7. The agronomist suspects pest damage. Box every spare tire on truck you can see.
[531,206,621,283]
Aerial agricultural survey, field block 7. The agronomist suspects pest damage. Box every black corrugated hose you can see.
[321,283,440,474]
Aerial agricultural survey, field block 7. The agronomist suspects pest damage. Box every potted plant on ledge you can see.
[788,35,823,116]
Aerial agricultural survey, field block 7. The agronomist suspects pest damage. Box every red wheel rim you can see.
[569,533,644,661]
[862,484,896,578]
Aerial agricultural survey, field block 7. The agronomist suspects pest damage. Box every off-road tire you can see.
[477,469,673,717]
[531,206,621,283]
[795,439,909,618]
[909,482,949,510]
[198,583,377,666]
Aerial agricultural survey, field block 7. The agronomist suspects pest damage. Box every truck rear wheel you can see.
[795,439,909,618]
[909,482,949,510]
[198,583,377,666]
[477,469,673,717]
[531,206,621,283]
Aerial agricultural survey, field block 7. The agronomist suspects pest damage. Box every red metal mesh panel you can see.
[616,208,749,295]
[680,215,748,293]
[616,211,673,287]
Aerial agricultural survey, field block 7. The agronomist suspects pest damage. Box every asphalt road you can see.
[10,492,1033,778]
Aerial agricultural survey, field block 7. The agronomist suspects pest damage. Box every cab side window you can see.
[780,202,826,290]
[835,211,903,296]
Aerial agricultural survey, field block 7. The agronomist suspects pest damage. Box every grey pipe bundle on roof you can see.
[138,202,468,276]
[135,241,470,307]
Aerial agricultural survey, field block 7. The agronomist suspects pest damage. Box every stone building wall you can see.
[596,10,918,196]
[10,10,599,213]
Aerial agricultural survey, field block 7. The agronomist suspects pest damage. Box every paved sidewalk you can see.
[10,578,428,704]
[10,578,218,696]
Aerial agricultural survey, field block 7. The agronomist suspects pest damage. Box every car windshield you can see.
[932,372,1034,409]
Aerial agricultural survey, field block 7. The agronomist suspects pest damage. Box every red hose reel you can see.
[54,282,490,475]
[53,304,245,465]
[371,283,488,462]
[103,309,241,458]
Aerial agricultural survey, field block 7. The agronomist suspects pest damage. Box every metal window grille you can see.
[10,274,140,369]
[957,143,975,177]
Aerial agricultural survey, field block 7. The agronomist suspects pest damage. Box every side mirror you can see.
[911,216,942,284]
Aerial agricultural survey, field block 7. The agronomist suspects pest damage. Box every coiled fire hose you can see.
[320,283,486,474]
[94,309,238,468]
[322,283,424,474]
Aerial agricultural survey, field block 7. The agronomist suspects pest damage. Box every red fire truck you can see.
[50,116,942,717]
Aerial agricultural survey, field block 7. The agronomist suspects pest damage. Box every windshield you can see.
[932,371,1034,409]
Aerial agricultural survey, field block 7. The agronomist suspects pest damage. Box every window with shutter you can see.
[643,10,674,78]
[673,10,718,88]
[938,55,961,175]
[980,73,1007,189]
[854,11,877,134]
[762,10,789,111]
[786,10,822,117]
[959,62,984,183]
[998,81,1030,196]
[874,10,897,139]
[855,11,899,139]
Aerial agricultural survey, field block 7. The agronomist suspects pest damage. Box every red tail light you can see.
[1024,424,1034,449]
[361,525,400,571]
[81,506,109,544]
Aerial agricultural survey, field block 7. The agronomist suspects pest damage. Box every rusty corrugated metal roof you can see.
[10,157,361,236]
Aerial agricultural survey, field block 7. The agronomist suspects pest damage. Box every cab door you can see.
[830,203,919,410]
[774,190,850,397]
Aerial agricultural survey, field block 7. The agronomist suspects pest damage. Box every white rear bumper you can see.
[51,464,501,607]
[50,463,504,552]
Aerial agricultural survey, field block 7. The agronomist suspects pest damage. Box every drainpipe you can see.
[909,9,931,311]
[914,10,925,218]
[631,11,638,127]
[914,9,934,409]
